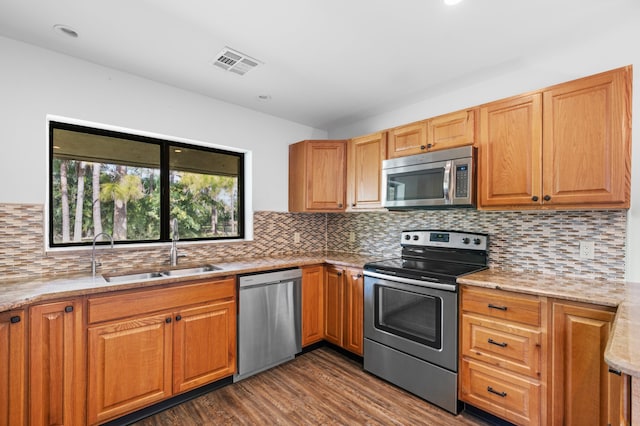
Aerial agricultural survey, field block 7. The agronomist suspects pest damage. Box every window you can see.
[49,120,244,247]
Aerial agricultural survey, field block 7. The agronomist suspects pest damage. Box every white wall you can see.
[328,18,640,282]
[0,36,326,212]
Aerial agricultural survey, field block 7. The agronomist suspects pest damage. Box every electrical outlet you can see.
[293,232,301,244]
[349,231,356,243]
[579,241,595,259]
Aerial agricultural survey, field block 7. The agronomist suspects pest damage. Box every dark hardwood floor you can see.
[132,347,491,425]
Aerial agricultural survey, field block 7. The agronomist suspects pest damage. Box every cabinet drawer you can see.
[88,278,236,324]
[462,314,541,378]
[460,359,541,426]
[461,286,541,326]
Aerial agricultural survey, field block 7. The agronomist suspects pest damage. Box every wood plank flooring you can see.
[133,347,490,425]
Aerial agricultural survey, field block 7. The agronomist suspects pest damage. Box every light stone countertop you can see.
[0,252,380,312]
[3,254,639,378]
[458,268,640,378]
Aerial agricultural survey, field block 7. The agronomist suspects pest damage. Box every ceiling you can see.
[0,0,637,130]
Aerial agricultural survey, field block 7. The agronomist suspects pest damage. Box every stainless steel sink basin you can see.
[104,264,221,282]
[162,264,222,276]
[104,271,164,283]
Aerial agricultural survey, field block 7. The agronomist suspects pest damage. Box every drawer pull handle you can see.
[488,303,508,311]
[488,338,508,348]
[487,386,507,398]
[608,367,622,376]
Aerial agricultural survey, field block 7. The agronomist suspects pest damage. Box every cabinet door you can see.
[324,266,344,346]
[550,301,617,426]
[347,132,387,211]
[0,310,25,426]
[343,268,364,356]
[301,265,325,346]
[30,300,84,426]
[306,141,347,211]
[428,109,476,151]
[479,93,543,208]
[173,299,236,393]
[542,67,631,207]
[87,313,172,425]
[388,121,428,158]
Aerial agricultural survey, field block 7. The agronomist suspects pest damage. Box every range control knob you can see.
[412,235,419,241]
[404,234,411,240]
[473,238,482,245]
[462,237,470,244]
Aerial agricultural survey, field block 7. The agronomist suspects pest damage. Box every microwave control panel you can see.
[455,165,469,198]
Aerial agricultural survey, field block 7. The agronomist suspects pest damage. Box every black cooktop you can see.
[364,257,487,284]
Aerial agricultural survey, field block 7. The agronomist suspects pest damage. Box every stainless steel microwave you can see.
[382,145,476,209]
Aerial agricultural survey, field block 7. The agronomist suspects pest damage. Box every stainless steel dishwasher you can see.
[234,268,302,382]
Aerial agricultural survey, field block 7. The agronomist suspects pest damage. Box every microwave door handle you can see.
[443,161,452,204]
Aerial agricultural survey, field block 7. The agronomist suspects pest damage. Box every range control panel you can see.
[401,230,488,251]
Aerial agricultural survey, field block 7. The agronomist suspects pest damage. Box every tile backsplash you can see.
[0,203,627,281]
[327,209,627,280]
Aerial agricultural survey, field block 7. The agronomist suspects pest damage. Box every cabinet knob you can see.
[338,203,343,208]
[10,315,21,324]
[532,196,539,202]
[543,195,551,201]
[427,143,433,149]
[64,306,74,313]
[337,271,343,276]
[420,145,426,150]
[175,315,182,321]
[165,317,172,324]
[352,203,356,207]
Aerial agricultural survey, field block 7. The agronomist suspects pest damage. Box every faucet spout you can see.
[170,218,180,266]
[92,232,114,277]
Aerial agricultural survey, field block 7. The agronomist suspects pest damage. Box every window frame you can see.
[46,116,251,250]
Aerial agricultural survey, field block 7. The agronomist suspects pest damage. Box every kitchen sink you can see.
[104,271,165,283]
[103,264,222,282]
[162,265,222,276]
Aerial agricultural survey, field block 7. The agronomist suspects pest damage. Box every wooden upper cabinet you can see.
[388,121,428,158]
[0,310,25,426]
[479,66,631,210]
[346,132,387,211]
[542,67,631,207]
[427,109,476,151]
[30,299,85,426]
[479,93,543,208]
[289,140,347,212]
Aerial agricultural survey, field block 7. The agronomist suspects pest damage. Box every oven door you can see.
[364,272,458,372]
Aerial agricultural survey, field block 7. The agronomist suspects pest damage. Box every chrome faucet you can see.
[170,218,181,266]
[92,232,114,277]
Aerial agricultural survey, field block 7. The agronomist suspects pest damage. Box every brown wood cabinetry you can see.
[479,66,631,210]
[550,300,627,426]
[346,132,387,211]
[29,299,85,426]
[0,310,25,426]
[388,121,428,158]
[301,265,324,347]
[460,286,546,425]
[86,278,236,425]
[427,109,476,151]
[323,265,364,355]
[289,140,347,212]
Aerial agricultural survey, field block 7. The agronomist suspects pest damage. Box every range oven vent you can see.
[213,47,261,76]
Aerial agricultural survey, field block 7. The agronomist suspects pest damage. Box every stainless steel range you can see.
[363,230,488,414]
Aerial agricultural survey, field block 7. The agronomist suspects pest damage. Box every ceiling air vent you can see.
[213,47,261,76]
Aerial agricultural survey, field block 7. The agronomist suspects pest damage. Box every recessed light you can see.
[443,0,463,5]
[53,24,79,38]
[257,95,272,101]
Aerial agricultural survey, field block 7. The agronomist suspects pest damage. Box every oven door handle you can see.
[443,160,453,204]
[364,270,457,292]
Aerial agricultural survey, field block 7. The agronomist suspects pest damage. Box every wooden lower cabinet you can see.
[323,265,363,355]
[550,300,626,426]
[29,299,85,426]
[460,286,545,426]
[301,265,324,346]
[86,278,236,425]
[0,310,25,426]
